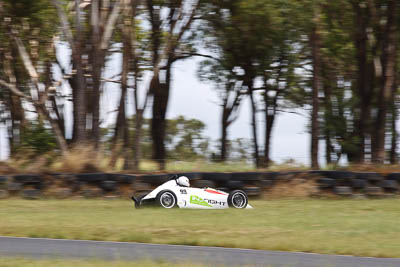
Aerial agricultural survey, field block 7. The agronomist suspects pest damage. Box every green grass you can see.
[1,199,400,257]
[0,258,214,267]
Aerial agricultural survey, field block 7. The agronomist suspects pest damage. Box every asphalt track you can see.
[1,236,400,267]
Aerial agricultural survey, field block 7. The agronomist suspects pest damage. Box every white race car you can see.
[131,175,252,209]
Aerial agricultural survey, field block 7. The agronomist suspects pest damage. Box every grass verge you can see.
[0,199,400,257]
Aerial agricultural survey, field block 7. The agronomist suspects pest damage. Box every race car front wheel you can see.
[228,190,248,209]
[156,190,177,208]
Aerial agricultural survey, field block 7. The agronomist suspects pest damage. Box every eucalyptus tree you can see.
[199,0,300,167]
[0,0,68,155]
[51,0,122,146]
[145,0,201,170]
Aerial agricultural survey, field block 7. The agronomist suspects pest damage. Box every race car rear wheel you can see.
[228,190,248,209]
[156,190,177,208]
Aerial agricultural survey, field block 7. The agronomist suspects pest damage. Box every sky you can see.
[166,57,310,165]
[0,46,312,165]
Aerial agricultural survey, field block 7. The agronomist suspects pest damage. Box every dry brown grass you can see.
[0,161,16,175]
[263,173,320,199]
[50,146,104,173]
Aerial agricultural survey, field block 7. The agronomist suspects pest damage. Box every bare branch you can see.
[13,36,40,85]
[101,78,122,84]
[101,0,122,49]
[173,52,221,63]
[51,0,75,50]
[0,79,31,99]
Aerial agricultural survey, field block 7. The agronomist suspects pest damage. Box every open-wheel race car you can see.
[131,175,252,209]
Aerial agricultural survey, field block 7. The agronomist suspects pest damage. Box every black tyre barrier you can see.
[225,180,244,190]
[386,173,400,182]
[107,173,137,184]
[317,178,335,188]
[54,174,76,186]
[351,179,369,189]
[262,172,279,180]
[13,174,41,184]
[316,171,355,179]
[76,173,107,183]
[243,186,261,197]
[355,172,383,181]
[139,174,170,185]
[70,181,85,192]
[260,179,274,188]
[230,172,262,181]
[0,176,8,184]
[379,180,399,190]
[364,186,384,196]
[132,182,152,192]
[7,182,22,193]
[0,189,9,199]
[101,180,117,192]
[21,189,41,200]
[334,186,353,196]
[4,171,400,199]
[201,173,231,183]
[192,179,216,188]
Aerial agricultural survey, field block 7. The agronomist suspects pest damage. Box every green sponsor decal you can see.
[190,195,212,207]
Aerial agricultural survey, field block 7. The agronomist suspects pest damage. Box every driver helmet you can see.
[176,176,190,187]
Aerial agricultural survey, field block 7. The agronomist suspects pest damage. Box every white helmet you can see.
[176,176,190,187]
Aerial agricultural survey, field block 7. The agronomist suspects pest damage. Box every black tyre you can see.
[379,180,399,190]
[355,172,383,181]
[230,172,262,181]
[317,178,335,188]
[76,173,107,183]
[334,186,353,196]
[365,186,384,196]
[101,180,117,192]
[156,190,177,209]
[351,179,368,189]
[228,190,248,209]
[386,173,400,182]
[108,174,137,184]
[243,186,261,197]
[225,180,244,190]
[201,173,231,182]
[21,189,41,200]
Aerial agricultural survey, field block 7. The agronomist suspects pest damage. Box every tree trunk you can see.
[133,110,144,171]
[91,0,102,148]
[311,5,321,169]
[264,112,274,168]
[220,105,230,161]
[36,105,68,156]
[71,0,87,144]
[374,0,396,163]
[248,86,260,168]
[322,68,333,164]
[390,58,398,164]
[8,94,24,154]
[352,1,372,163]
[390,102,397,164]
[151,61,172,170]
[109,34,129,168]
[263,89,277,168]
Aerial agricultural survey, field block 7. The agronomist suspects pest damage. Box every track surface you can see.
[1,236,400,267]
